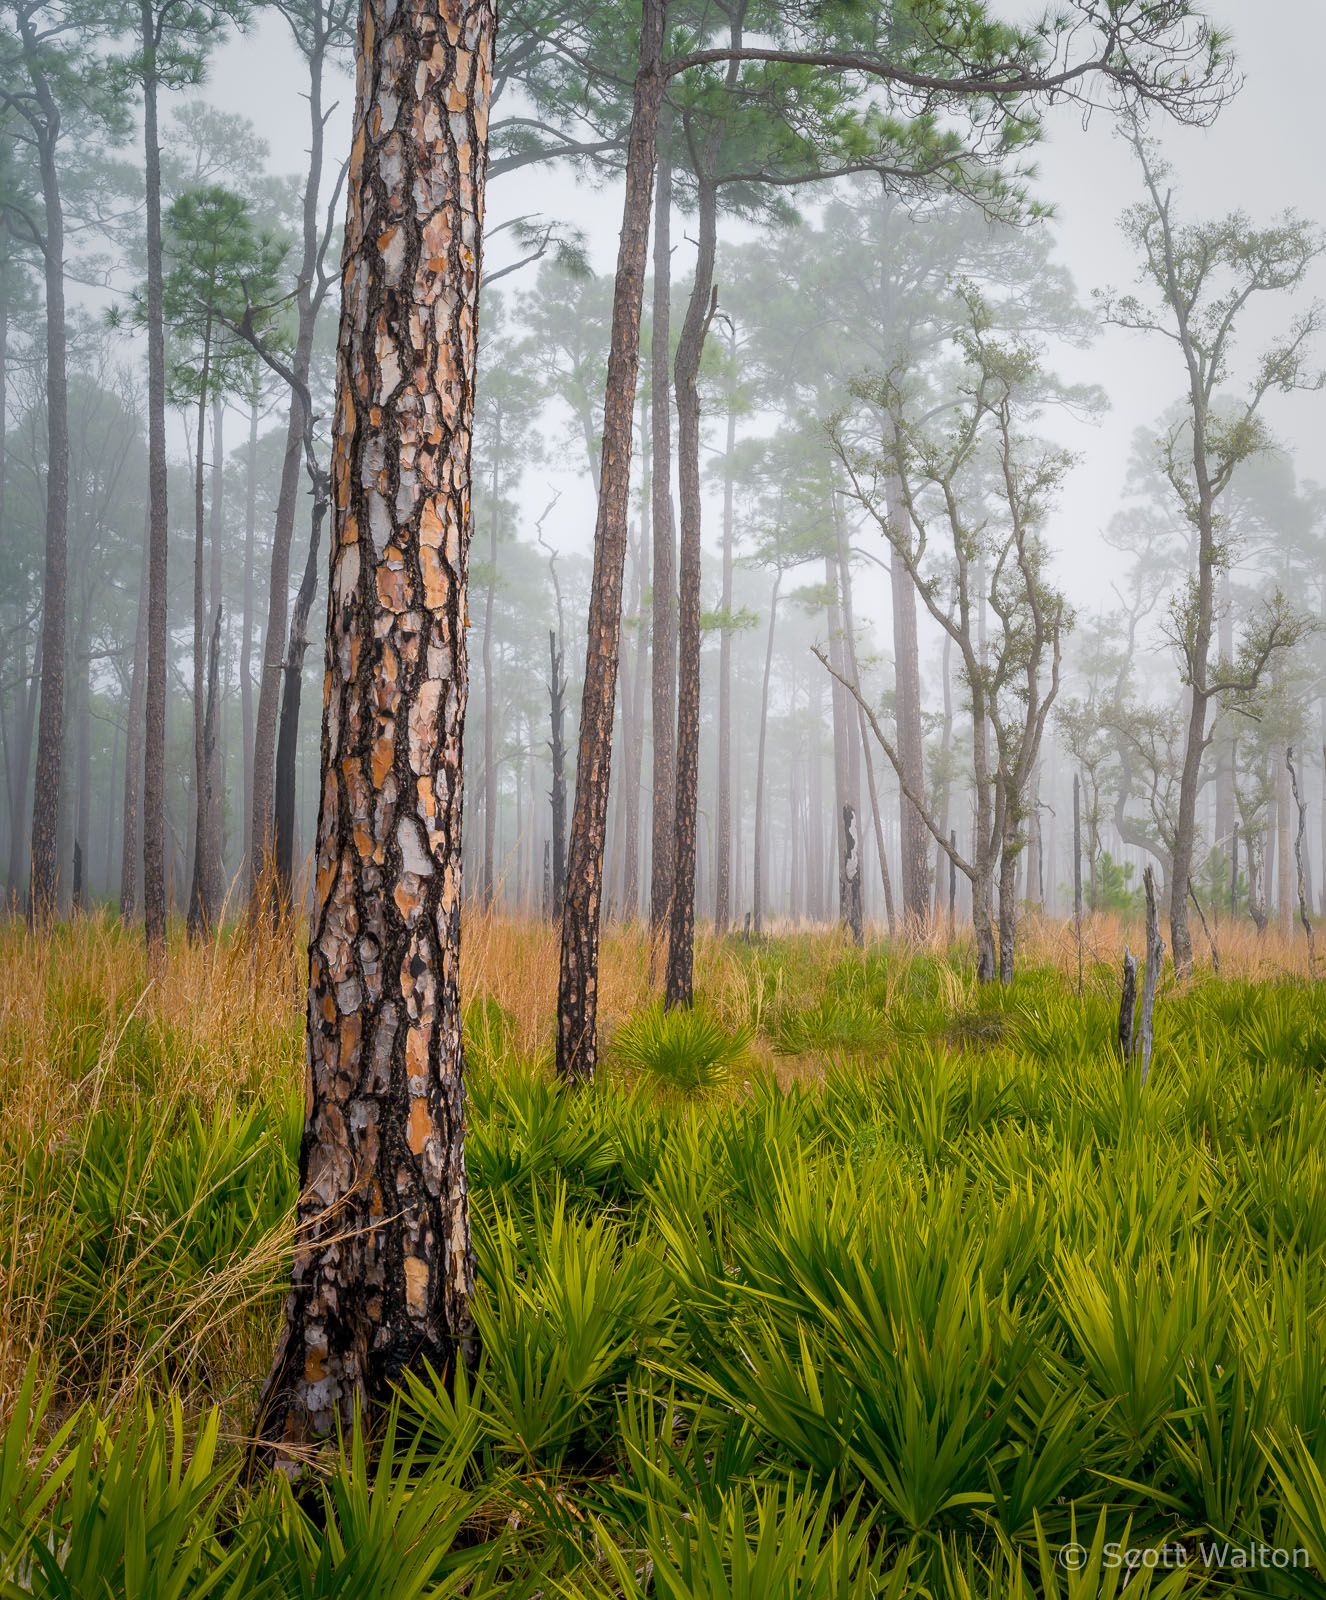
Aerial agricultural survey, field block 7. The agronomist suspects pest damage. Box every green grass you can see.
[4,923,1326,1596]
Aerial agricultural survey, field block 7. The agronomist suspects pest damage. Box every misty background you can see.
[2,0,1323,939]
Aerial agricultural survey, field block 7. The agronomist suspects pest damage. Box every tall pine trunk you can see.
[27,58,69,925]
[664,175,718,1010]
[249,22,332,909]
[556,0,666,1082]
[714,358,736,934]
[119,507,150,918]
[886,475,928,930]
[240,393,259,875]
[141,15,170,953]
[481,410,500,904]
[187,327,215,935]
[648,106,676,947]
[257,0,494,1452]
[752,572,780,936]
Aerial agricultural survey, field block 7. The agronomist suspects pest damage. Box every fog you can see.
[3,0,1323,947]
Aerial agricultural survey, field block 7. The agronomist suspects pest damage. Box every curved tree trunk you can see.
[256,0,494,1455]
[886,473,929,932]
[556,0,666,1083]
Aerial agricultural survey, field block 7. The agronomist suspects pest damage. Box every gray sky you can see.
[205,0,1326,671]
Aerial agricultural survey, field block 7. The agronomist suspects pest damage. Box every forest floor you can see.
[1,909,1324,1596]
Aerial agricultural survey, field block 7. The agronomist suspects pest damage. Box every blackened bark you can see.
[256,0,494,1454]
[555,0,666,1083]
[648,106,676,946]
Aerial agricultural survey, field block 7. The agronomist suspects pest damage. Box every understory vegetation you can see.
[1,912,1325,1597]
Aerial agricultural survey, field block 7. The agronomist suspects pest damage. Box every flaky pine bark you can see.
[555,0,666,1083]
[663,171,718,1011]
[648,107,676,947]
[256,0,494,1453]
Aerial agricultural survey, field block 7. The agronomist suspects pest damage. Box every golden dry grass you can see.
[0,898,1313,1429]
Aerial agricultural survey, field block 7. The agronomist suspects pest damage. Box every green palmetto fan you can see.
[610,1002,754,1095]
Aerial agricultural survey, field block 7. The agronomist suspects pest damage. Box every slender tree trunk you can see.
[187,329,214,935]
[272,474,329,903]
[142,25,169,953]
[648,103,676,947]
[72,634,89,911]
[250,29,331,910]
[27,93,69,925]
[622,516,647,918]
[1277,745,1293,937]
[240,394,259,877]
[836,539,894,935]
[555,0,665,1082]
[714,356,737,934]
[752,572,780,936]
[119,507,151,918]
[548,629,566,914]
[256,0,493,1453]
[664,171,719,1010]
[481,408,500,904]
[886,474,928,931]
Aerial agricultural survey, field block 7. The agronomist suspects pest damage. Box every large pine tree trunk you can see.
[664,174,718,1010]
[256,0,494,1453]
[648,109,677,948]
[142,26,170,954]
[27,82,69,925]
[556,0,666,1082]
